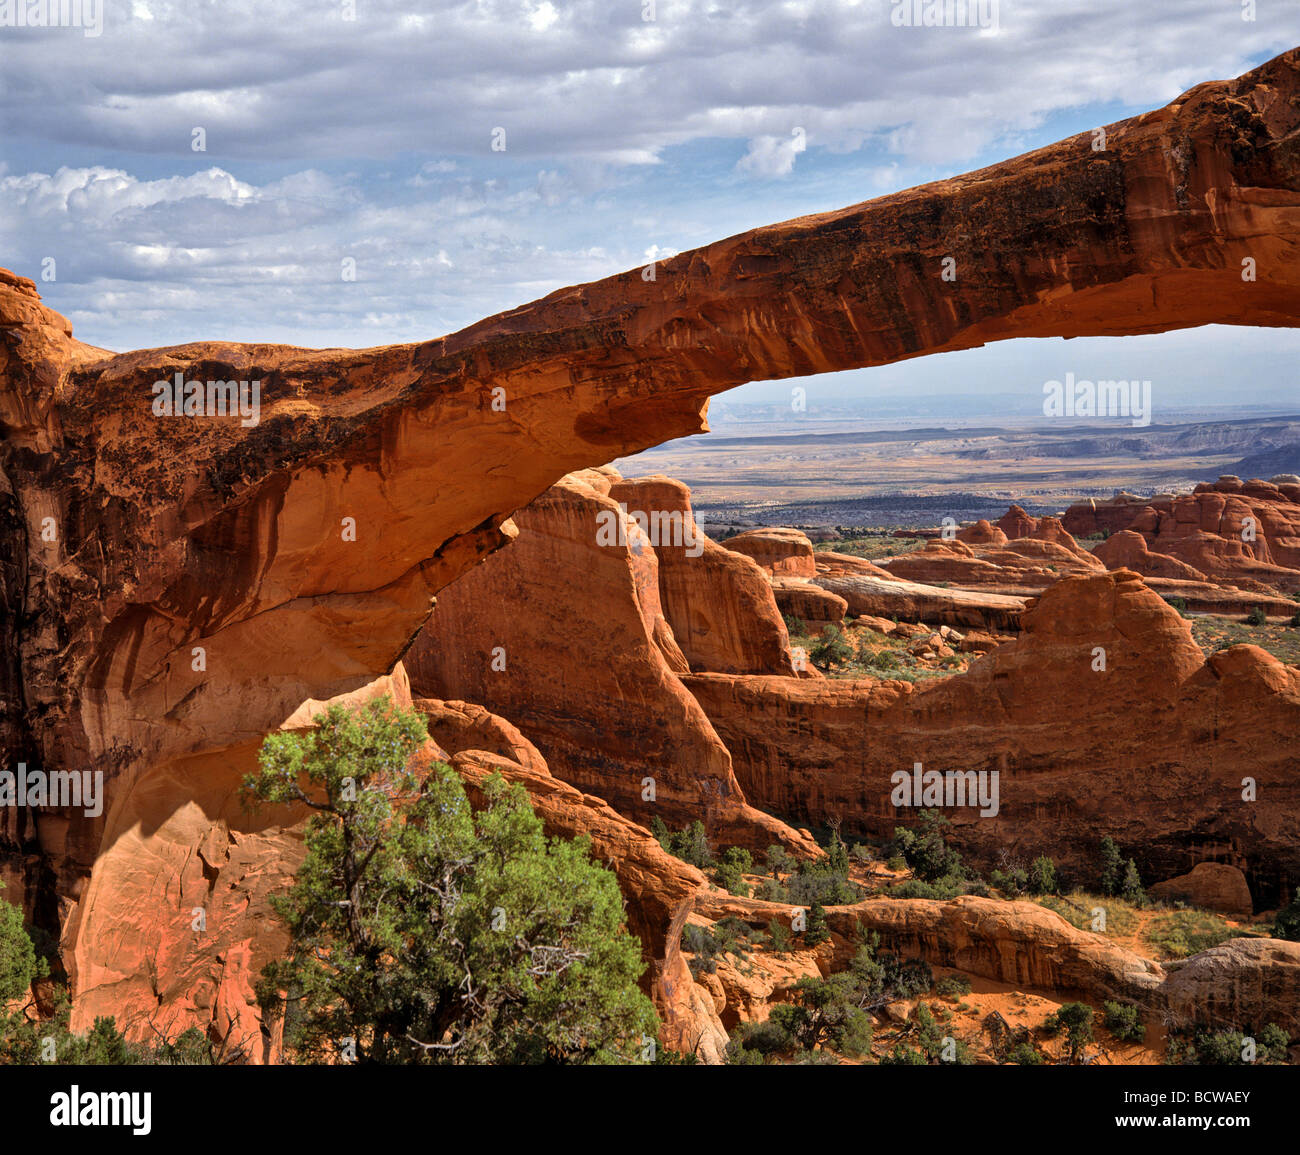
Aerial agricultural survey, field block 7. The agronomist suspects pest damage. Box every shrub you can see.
[810,624,853,670]
[991,866,1029,896]
[879,1042,928,1065]
[1027,856,1057,895]
[783,615,811,639]
[654,818,714,869]
[0,886,39,1004]
[765,844,796,877]
[1246,606,1268,626]
[804,902,830,946]
[787,852,860,906]
[1044,1003,1095,1064]
[1010,1042,1044,1065]
[1103,1001,1146,1042]
[768,974,873,1057]
[889,1003,972,1065]
[767,919,792,955]
[1168,1023,1290,1065]
[876,951,933,1001]
[936,975,972,999]
[728,1018,793,1062]
[1163,596,1189,617]
[713,847,753,896]
[1121,859,1146,905]
[1274,896,1300,941]
[893,811,965,883]
[1,989,229,1065]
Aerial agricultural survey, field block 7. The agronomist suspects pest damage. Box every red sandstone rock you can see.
[401,470,813,854]
[608,476,800,675]
[770,576,849,623]
[1065,484,1300,594]
[725,528,817,577]
[880,535,1104,594]
[1149,862,1255,917]
[956,519,1008,546]
[684,570,1300,906]
[811,566,1027,630]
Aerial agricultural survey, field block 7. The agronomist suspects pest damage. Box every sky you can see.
[1,0,1297,415]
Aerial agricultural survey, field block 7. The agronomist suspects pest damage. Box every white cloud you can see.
[737,130,808,178]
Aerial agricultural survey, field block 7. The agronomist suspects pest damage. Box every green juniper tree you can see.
[1121,859,1146,905]
[1098,836,1124,896]
[0,884,38,1005]
[244,695,658,1064]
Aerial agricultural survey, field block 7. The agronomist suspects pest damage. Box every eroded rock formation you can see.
[1063,477,1300,594]
[2,48,1300,1055]
[686,569,1300,908]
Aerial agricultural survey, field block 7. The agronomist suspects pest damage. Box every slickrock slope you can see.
[686,570,1300,909]
[812,566,1027,629]
[2,49,1300,1053]
[878,535,1106,594]
[1063,477,1300,594]
[402,469,813,854]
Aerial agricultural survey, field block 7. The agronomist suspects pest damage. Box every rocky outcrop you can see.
[413,696,729,1060]
[879,536,1105,594]
[1161,938,1300,1036]
[1064,479,1300,594]
[1148,862,1255,917]
[1094,529,1215,581]
[698,891,1165,1007]
[956,519,1009,547]
[811,566,1027,629]
[686,570,1300,908]
[695,891,1300,1036]
[607,476,800,675]
[724,528,817,577]
[402,469,812,854]
[771,577,849,623]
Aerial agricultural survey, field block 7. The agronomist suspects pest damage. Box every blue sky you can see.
[1,0,1297,413]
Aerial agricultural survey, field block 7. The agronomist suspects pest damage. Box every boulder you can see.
[1149,862,1255,917]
